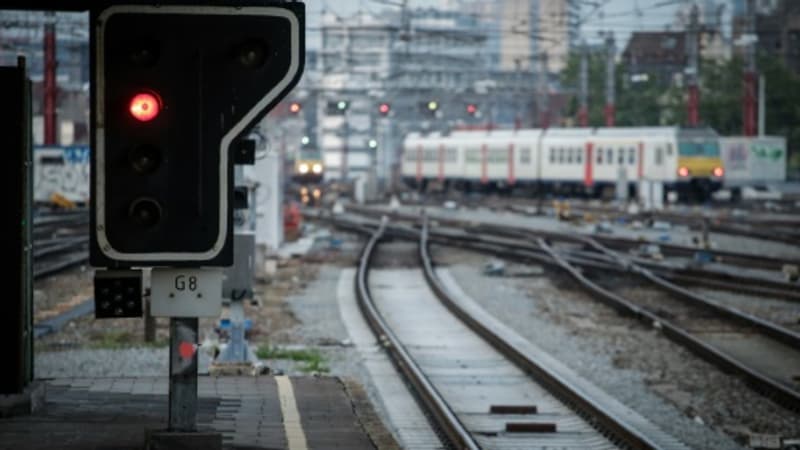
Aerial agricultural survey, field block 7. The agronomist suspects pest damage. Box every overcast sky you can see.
[305,0,690,50]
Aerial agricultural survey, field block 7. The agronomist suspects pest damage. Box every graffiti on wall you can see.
[33,146,91,204]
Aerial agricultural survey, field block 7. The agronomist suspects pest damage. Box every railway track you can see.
[314,207,800,412]
[32,209,89,280]
[355,218,689,449]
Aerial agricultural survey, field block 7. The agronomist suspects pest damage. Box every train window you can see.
[557,148,564,164]
[666,143,673,156]
[606,148,613,163]
[549,147,555,163]
[597,147,603,164]
[655,147,664,165]
[576,147,583,163]
[628,147,635,164]
[466,148,480,162]
[566,147,573,164]
[617,148,624,164]
[446,147,457,162]
[520,146,531,163]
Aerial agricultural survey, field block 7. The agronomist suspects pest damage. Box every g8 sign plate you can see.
[151,268,223,317]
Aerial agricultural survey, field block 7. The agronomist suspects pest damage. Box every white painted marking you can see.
[275,375,309,450]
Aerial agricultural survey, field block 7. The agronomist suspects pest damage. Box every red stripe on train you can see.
[584,142,594,187]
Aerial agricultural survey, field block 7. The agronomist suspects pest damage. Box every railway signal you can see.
[466,103,478,116]
[327,99,349,115]
[420,100,439,117]
[378,102,391,116]
[90,4,305,269]
[289,101,302,114]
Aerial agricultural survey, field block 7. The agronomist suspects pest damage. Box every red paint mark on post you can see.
[179,341,197,359]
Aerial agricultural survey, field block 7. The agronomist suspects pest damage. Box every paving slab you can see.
[0,376,391,450]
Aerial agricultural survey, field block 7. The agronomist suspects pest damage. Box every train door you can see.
[438,143,445,182]
[507,143,515,185]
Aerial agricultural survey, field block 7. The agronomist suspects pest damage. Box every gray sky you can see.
[305,0,689,50]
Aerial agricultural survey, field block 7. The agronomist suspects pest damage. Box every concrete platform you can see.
[0,375,396,450]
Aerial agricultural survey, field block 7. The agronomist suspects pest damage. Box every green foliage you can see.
[256,344,329,373]
[560,52,800,171]
[89,330,167,349]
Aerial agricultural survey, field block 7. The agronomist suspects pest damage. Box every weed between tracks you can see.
[256,344,329,373]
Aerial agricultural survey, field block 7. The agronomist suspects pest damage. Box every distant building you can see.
[755,1,800,75]
[622,32,686,87]
[621,28,729,88]
[538,0,579,73]
[0,11,89,145]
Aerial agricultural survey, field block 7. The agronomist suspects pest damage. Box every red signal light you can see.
[129,92,161,122]
[379,103,390,115]
[713,166,724,177]
[289,102,301,114]
[678,166,690,177]
[466,104,477,114]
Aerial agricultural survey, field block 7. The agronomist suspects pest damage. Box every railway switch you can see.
[90,3,305,268]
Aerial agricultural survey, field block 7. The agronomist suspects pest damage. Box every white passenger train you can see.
[401,126,725,199]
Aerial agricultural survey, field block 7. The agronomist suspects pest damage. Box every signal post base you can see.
[146,429,222,450]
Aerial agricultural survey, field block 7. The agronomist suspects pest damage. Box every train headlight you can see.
[298,163,309,174]
[713,167,724,177]
[678,166,690,177]
[313,188,321,199]
[312,163,323,174]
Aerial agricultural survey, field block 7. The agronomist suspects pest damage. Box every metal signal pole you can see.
[743,0,758,136]
[539,52,549,128]
[604,32,615,127]
[579,40,589,127]
[686,4,700,127]
[43,12,57,145]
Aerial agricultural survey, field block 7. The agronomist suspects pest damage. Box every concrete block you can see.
[0,381,45,417]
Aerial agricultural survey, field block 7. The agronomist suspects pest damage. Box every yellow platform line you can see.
[276,375,309,450]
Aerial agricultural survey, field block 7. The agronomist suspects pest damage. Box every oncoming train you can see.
[292,148,324,184]
[401,126,725,200]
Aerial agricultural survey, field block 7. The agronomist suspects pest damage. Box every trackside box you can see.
[720,136,786,186]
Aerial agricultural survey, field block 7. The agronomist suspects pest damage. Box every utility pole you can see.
[743,0,758,136]
[578,40,589,127]
[604,32,615,127]
[538,52,549,128]
[686,3,700,127]
[43,12,57,145]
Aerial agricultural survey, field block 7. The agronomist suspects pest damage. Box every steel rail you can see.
[307,209,800,301]
[537,238,800,412]
[314,211,800,411]
[577,236,800,350]
[355,219,479,450]
[418,218,668,450]
[344,204,800,271]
